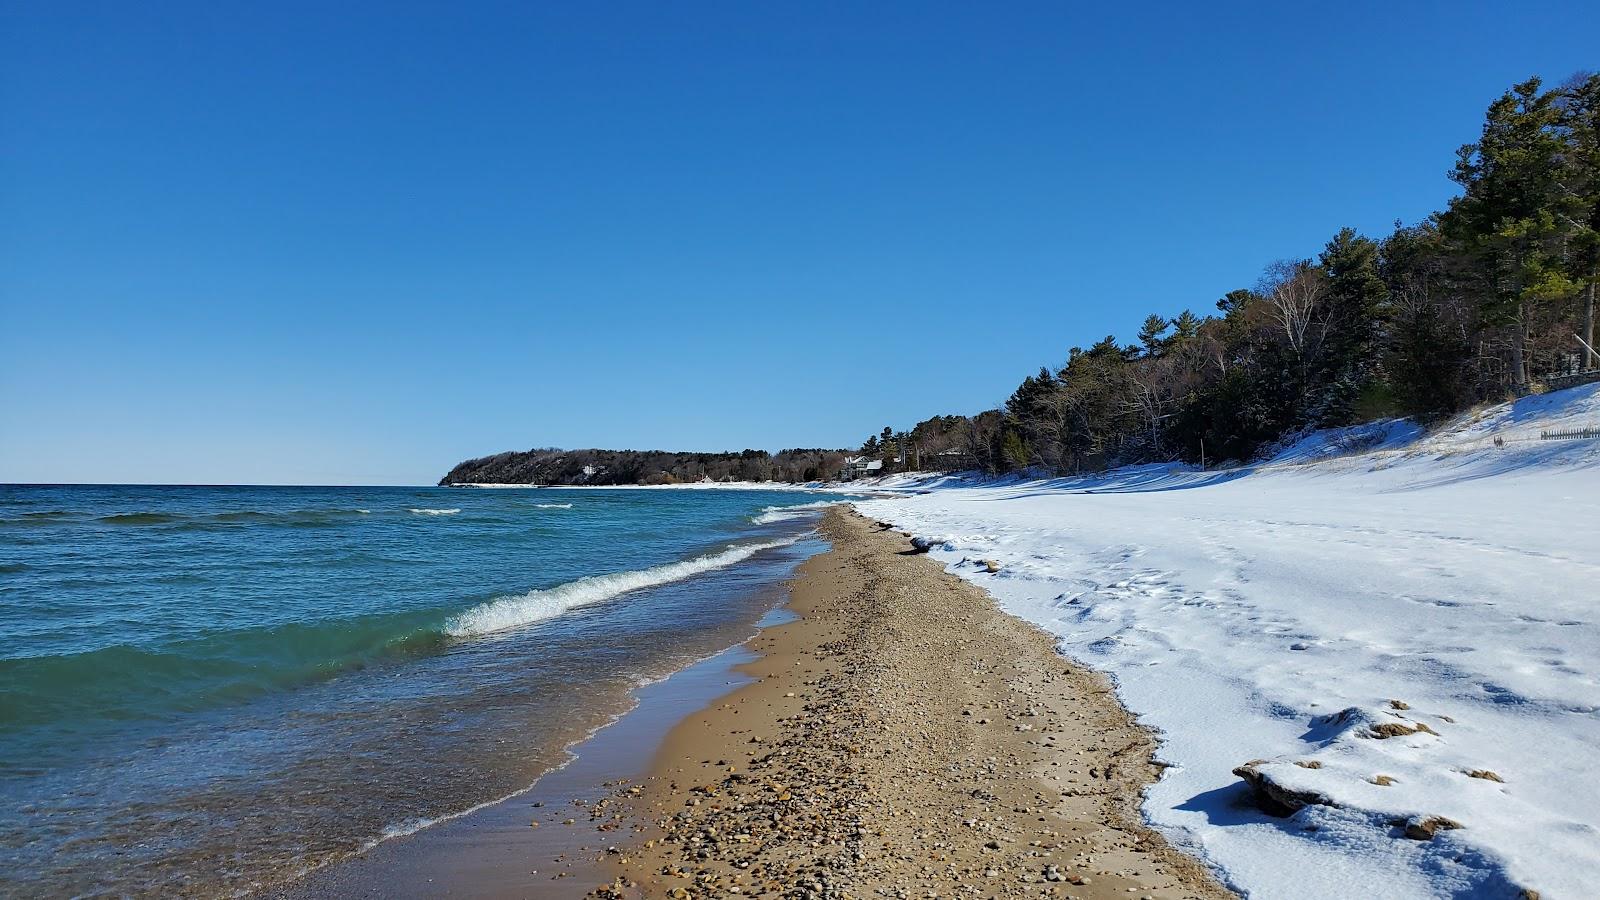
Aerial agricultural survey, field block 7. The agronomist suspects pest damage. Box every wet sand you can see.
[271,639,772,898]
[275,508,1231,898]
[589,509,1232,898]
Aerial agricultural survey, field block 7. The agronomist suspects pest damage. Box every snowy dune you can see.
[855,385,1600,899]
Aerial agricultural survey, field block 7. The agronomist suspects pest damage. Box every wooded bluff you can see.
[439,447,851,486]
[445,74,1600,486]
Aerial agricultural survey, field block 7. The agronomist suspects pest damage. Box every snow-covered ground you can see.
[854,385,1600,899]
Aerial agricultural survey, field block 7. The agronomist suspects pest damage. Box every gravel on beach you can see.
[588,509,1232,899]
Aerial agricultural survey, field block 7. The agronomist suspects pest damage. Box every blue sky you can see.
[3,2,1596,485]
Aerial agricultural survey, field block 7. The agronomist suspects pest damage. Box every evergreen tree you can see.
[1443,77,1577,389]
[1170,309,1201,341]
[1558,73,1600,368]
[1315,228,1389,423]
[1137,314,1170,356]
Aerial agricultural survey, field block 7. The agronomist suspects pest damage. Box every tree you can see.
[1381,220,1473,419]
[1558,73,1600,368]
[1443,77,1577,389]
[843,75,1596,474]
[1171,309,1202,341]
[1137,314,1170,356]
[1315,228,1389,423]
[877,426,900,466]
[1258,258,1328,369]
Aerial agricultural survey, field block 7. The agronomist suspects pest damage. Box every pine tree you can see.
[1315,227,1389,423]
[1171,310,1201,341]
[1558,73,1600,368]
[1443,77,1577,389]
[1137,314,1170,356]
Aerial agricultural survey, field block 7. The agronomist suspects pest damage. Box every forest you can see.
[445,74,1598,486]
[439,447,848,485]
[859,73,1600,476]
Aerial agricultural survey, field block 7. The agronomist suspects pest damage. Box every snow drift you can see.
[854,384,1600,899]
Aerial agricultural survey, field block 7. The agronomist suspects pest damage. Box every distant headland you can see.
[439,447,849,486]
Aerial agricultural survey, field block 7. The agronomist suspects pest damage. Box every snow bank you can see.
[855,384,1600,899]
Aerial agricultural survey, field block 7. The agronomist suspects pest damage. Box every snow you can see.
[452,480,856,492]
[853,384,1600,899]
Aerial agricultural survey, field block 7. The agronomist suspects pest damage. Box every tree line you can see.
[440,447,849,485]
[444,75,1597,486]
[858,73,1600,476]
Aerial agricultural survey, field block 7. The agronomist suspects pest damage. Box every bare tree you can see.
[1258,259,1328,363]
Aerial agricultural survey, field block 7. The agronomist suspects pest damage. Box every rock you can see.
[1367,721,1437,739]
[1232,760,1334,817]
[1465,769,1504,782]
[1403,816,1463,841]
[983,560,1002,574]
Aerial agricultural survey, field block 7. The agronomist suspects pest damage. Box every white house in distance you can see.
[840,456,884,480]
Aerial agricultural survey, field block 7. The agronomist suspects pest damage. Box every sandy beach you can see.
[582,509,1230,898]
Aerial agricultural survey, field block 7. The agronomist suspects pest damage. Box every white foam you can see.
[445,537,801,637]
[408,508,461,516]
[534,503,574,509]
[751,500,844,524]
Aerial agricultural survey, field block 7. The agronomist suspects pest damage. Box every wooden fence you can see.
[1540,426,1600,441]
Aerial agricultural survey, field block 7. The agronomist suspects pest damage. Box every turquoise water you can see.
[0,484,841,895]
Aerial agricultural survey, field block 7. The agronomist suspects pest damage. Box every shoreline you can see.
[590,508,1231,898]
[272,623,792,899]
[270,543,824,899]
[272,506,1232,898]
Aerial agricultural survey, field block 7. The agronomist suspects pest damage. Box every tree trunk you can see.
[1510,316,1529,391]
[1585,277,1597,370]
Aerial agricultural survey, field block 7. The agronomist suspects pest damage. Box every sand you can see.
[585,509,1232,898]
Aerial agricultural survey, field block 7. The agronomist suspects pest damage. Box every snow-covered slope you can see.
[855,385,1600,899]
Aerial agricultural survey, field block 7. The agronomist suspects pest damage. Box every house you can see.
[840,456,884,480]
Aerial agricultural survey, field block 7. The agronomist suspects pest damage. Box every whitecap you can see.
[409,508,461,516]
[446,536,800,637]
[750,500,843,525]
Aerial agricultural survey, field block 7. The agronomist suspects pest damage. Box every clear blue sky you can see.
[3,2,1596,484]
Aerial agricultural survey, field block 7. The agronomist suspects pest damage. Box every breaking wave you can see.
[409,508,461,516]
[750,500,843,525]
[445,537,800,637]
[534,503,574,509]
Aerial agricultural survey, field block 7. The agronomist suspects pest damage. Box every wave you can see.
[534,503,573,509]
[91,508,376,528]
[750,500,844,525]
[97,512,182,525]
[446,537,800,637]
[0,511,78,527]
[0,614,449,729]
[408,508,461,516]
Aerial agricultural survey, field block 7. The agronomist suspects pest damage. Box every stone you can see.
[1403,816,1463,841]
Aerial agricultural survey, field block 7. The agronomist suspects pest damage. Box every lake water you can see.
[0,484,841,895]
